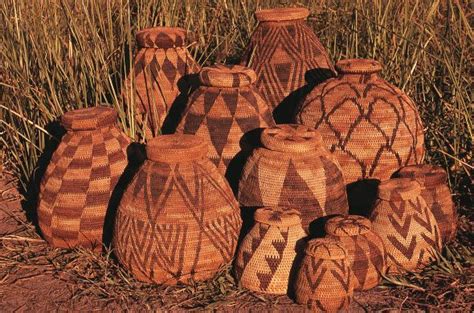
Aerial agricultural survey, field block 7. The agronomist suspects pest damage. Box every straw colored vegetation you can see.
[0,0,472,310]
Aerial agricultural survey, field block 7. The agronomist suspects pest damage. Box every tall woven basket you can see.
[242,7,335,122]
[113,134,242,285]
[394,164,457,243]
[325,215,386,290]
[38,106,130,250]
[176,64,274,178]
[238,124,348,232]
[294,238,353,312]
[370,178,442,273]
[123,27,200,138]
[295,59,425,184]
[234,207,306,295]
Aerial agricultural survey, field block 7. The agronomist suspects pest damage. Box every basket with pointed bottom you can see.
[238,124,348,232]
[296,59,425,184]
[38,106,130,251]
[325,215,387,290]
[241,7,335,122]
[394,164,457,244]
[294,238,353,312]
[234,207,306,294]
[176,64,274,177]
[370,178,442,273]
[123,27,200,138]
[113,134,242,285]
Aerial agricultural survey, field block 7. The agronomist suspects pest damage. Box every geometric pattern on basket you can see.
[238,125,348,231]
[242,8,335,114]
[325,215,387,290]
[234,207,306,294]
[38,111,129,250]
[294,238,353,312]
[395,164,457,244]
[296,59,425,183]
[370,191,442,273]
[176,69,275,174]
[123,27,200,138]
[113,157,242,285]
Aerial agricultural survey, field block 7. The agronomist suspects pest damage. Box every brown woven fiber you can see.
[370,178,442,273]
[234,207,306,294]
[294,238,353,312]
[325,215,387,290]
[295,59,425,184]
[176,64,275,175]
[238,124,348,231]
[113,134,242,285]
[395,164,457,243]
[123,27,200,138]
[38,106,130,250]
[241,7,335,122]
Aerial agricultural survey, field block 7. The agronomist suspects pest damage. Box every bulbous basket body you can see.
[113,134,242,285]
[296,59,425,183]
[38,106,130,250]
[234,207,306,294]
[124,27,200,138]
[370,178,442,273]
[238,124,348,231]
[242,8,335,122]
[325,215,386,290]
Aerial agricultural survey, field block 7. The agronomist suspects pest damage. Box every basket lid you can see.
[136,27,187,49]
[261,124,323,153]
[61,106,117,131]
[396,164,447,187]
[378,178,421,201]
[199,64,256,88]
[335,59,382,74]
[254,207,302,227]
[325,215,372,236]
[146,134,208,163]
[305,238,347,259]
[255,7,310,22]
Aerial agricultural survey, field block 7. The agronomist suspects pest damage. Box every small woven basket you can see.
[325,215,387,290]
[370,178,442,273]
[294,238,353,312]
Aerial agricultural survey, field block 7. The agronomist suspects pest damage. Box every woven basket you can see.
[294,238,353,312]
[325,215,386,290]
[113,134,242,285]
[394,164,457,243]
[38,106,130,250]
[234,207,306,294]
[122,27,200,138]
[241,7,335,123]
[370,178,442,273]
[176,64,274,177]
[295,59,425,184]
[238,124,348,232]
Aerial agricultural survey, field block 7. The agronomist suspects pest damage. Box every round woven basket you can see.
[234,207,306,294]
[294,238,353,311]
[295,58,425,184]
[238,124,348,232]
[113,134,242,285]
[241,7,335,123]
[394,164,457,243]
[38,106,130,251]
[176,64,274,178]
[325,215,387,290]
[370,178,442,273]
[122,26,200,138]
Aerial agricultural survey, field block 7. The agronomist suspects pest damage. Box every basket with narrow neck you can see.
[146,134,208,163]
[136,27,187,49]
[61,106,117,131]
[255,7,310,23]
[199,64,257,88]
[260,124,324,153]
[325,215,372,237]
[378,178,422,202]
[254,207,302,227]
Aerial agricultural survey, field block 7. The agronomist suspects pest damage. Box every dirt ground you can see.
[0,172,472,312]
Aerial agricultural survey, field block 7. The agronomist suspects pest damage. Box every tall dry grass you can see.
[0,0,472,203]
